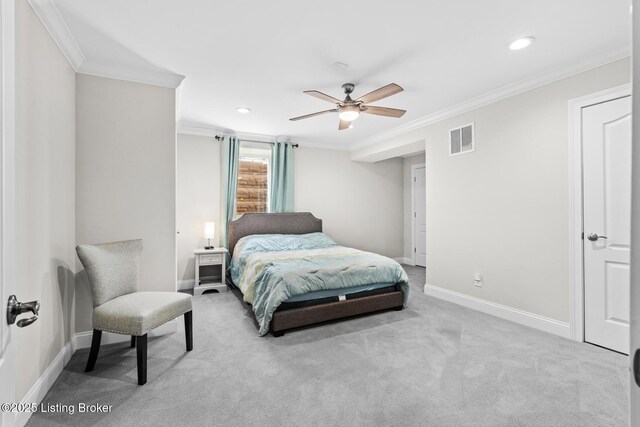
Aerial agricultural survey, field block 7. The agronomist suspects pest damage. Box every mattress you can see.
[284,282,396,302]
[277,283,398,311]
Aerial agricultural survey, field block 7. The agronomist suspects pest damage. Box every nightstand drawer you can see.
[200,254,222,265]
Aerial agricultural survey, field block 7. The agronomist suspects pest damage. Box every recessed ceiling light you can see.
[348,124,354,129]
[509,36,535,50]
[236,107,251,114]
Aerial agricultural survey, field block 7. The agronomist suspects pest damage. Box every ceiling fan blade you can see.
[362,106,406,118]
[303,90,343,104]
[338,119,351,130]
[289,109,338,121]
[356,83,404,104]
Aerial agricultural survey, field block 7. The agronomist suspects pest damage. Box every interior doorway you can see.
[411,163,426,267]
[583,94,631,354]
[570,85,631,355]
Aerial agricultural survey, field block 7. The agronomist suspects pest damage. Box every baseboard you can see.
[15,337,77,427]
[75,319,179,349]
[423,284,571,339]
[14,319,180,426]
[177,279,195,291]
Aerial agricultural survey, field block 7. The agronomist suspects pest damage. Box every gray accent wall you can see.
[75,74,177,333]
[15,0,76,400]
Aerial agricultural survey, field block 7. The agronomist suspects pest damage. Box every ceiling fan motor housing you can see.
[342,83,355,95]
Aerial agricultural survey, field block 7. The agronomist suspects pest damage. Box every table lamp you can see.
[204,222,215,249]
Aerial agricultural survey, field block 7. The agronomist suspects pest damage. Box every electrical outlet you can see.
[473,273,483,287]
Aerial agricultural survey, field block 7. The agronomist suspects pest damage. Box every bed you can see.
[227,212,409,336]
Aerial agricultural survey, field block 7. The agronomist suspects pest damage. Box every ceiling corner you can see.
[78,61,185,89]
[27,0,85,71]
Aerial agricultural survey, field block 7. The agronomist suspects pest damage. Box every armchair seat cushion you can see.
[93,292,192,336]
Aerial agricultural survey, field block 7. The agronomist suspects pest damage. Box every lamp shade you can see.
[204,222,215,240]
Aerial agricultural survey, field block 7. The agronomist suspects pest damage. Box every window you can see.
[449,123,474,156]
[236,144,270,217]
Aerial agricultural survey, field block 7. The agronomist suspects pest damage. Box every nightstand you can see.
[193,247,228,296]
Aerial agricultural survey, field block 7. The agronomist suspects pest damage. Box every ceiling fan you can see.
[290,83,406,130]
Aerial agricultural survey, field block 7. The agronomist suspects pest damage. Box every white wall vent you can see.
[449,123,474,156]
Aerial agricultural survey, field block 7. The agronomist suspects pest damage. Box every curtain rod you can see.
[214,135,299,148]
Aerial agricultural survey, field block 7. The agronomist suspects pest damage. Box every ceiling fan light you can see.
[338,106,360,122]
[338,111,359,121]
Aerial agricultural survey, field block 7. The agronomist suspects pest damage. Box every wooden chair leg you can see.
[85,329,102,372]
[136,334,147,385]
[130,336,136,348]
[184,311,193,351]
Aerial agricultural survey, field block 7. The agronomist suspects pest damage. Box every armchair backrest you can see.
[76,239,143,307]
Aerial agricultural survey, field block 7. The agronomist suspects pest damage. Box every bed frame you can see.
[227,212,404,336]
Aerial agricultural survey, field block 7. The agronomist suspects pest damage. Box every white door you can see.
[0,1,16,425]
[583,96,631,354]
[412,165,426,267]
[631,3,640,417]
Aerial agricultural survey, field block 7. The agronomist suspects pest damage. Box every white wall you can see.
[75,74,177,333]
[175,139,405,284]
[403,154,426,262]
[294,147,404,259]
[390,58,630,323]
[176,134,220,284]
[15,0,76,400]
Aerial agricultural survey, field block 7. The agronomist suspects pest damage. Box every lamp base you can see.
[204,246,214,250]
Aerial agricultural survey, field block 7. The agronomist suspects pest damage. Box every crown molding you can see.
[293,141,351,152]
[27,0,85,71]
[78,60,185,89]
[177,123,220,138]
[350,48,630,152]
[177,122,276,142]
[176,122,351,151]
[28,0,184,89]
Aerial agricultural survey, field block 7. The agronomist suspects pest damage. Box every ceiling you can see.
[53,0,631,150]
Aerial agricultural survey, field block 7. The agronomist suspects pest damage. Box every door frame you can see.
[0,0,17,424]
[410,162,426,267]
[568,83,631,343]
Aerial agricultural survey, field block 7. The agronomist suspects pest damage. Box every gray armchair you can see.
[76,239,193,385]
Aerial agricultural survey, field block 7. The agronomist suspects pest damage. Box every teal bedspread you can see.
[230,232,409,335]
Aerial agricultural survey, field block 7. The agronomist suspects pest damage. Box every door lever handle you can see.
[586,233,608,242]
[6,295,40,327]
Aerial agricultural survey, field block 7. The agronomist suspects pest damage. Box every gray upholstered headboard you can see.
[228,212,323,256]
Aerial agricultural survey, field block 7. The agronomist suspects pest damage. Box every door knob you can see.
[6,295,40,327]
[586,233,608,242]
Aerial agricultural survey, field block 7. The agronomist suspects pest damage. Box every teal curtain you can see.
[221,136,240,252]
[270,142,294,212]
